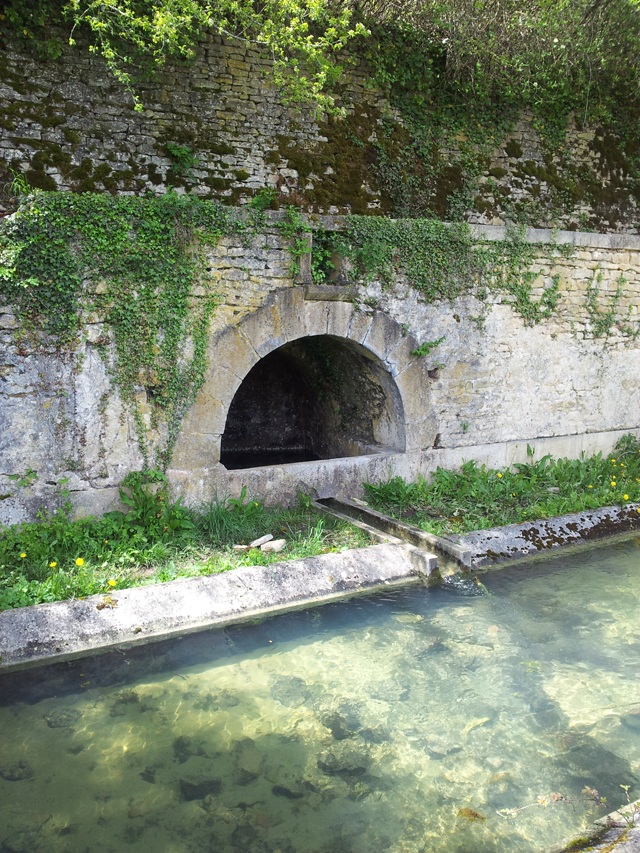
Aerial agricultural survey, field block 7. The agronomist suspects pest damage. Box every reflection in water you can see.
[1,539,640,852]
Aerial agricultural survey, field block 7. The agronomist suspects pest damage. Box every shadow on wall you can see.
[220,335,406,469]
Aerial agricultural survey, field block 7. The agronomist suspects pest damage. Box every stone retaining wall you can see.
[1,38,639,229]
[0,220,638,524]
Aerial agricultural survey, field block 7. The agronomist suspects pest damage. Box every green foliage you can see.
[351,1,640,223]
[359,1,640,127]
[310,228,336,283]
[316,218,568,324]
[331,217,482,301]
[0,191,246,466]
[0,0,64,59]
[196,489,270,546]
[7,468,38,488]
[411,336,445,358]
[364,434,640,536]
[0,490,368,610]
[248,187,279,212]
[1,0,367,114]
[110,469,195,542]
[277,206,311,276]
[165,142,199,176]
[583,271,638,339]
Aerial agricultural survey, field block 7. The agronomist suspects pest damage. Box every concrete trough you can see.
[0,542,438,673]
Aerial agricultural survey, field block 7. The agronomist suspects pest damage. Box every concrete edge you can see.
[0,542,437,674]
[1,502,637,674]
[453,504,640,567]
[315,498,640,571]
[546,798,640,853]
[315,497,474,569]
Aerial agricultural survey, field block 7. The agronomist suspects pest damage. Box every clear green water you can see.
[1,539,640,853]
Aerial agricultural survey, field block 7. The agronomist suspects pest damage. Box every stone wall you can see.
[1,38,639,229]
[0,35,382,213]
[362,226,640,470]
[1,218,638,524]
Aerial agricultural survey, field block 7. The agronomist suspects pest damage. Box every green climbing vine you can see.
[318,217,566,326]
[584,271,638,340]
[0,191,246,468]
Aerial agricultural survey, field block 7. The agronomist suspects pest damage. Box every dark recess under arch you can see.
[220,335,405,470]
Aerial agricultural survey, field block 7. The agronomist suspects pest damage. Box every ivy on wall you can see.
[0,192,634,479]
[317,217,564,326]
[0,192,250,468]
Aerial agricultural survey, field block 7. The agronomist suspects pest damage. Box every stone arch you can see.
[170,288,437,477]
[220,334,406,469]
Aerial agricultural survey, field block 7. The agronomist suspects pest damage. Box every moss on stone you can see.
[275,103,394,214]
[505,139,523,158]
[205,176,234,191]
[62,128,81,144]
[432,165,464,218]
[24,169,57,191]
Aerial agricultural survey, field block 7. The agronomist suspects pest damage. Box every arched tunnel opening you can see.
[220,335,406,470]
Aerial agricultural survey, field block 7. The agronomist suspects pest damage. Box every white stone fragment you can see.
[261,538,286,553]
[249,534,273,548]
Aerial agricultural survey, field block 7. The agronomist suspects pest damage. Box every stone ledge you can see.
[0,542,436,673]
[311,214,640,251]
[454,504,640,567]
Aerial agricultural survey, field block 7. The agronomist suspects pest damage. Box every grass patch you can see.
[0,482,369,611]
[364,434,640,537]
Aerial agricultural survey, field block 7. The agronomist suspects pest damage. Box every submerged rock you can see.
[0,760,34,781]
[173,735,208,763]
[139,766,157,784]
[44,708,82,728]
[1,829,41,853]
[193,689,240,711]
[230,823,260,850]
[272,784,304,799]
[317,741,371,777]
[109,690,140,717]
[620,710,640,732]
[320,701,363,741]
[233,737,264,784]
[180,775,222,801]
[270,675,312,708]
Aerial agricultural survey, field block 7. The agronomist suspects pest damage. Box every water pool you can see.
[1,538,640,853]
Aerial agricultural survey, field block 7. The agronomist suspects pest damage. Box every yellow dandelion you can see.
[587,485,593,489]
[108,579,117,588]
[623,494,629,500]
[497,472,503,479]
[19,552,26,558]
[611,459,616,463]
[49,561,57,568]
[610,481,616,487]
[75,557,85,567]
